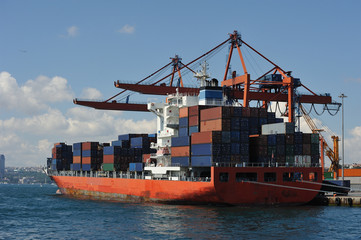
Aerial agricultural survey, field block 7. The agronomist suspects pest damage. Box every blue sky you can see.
[1,0,361,167]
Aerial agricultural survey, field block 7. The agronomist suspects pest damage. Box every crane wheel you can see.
[335,197,341,206]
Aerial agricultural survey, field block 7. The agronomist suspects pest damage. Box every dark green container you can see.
[103,163,114,171]
[311,133,319,144]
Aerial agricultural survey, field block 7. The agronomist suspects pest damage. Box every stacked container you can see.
[81,142,103,171]
[101,133,157,171]
[71,142,82,171]
[51,143,73,171]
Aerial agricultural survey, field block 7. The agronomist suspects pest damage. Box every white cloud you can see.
[67,26,79,37]
[0,104,156,167]
[0,72,73,114]
[80,88,103,99]
[118,24,135,34]
[344,126,361,165]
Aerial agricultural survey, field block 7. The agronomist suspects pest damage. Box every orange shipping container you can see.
[191,131,222,144]
[200,119,230,132]
[82,157,91,164]
[179,107,189,118]
[171,146,190,157]
[200,106,230,121]
[73,156,81,164]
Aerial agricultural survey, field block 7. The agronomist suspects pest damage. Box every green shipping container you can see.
[311,134,319,144]
[285,145,294,156]
[285,155,294,164]
[103,163,114,171]
[324,171,334,179]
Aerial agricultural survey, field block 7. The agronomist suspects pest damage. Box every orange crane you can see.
[74,31,335,122]
[300,104,340,179]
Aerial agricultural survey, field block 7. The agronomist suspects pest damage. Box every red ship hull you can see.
[52,166,323,205]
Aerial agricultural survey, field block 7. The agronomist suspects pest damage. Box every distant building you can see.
[0,154,5,180]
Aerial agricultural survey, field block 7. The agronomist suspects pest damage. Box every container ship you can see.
[46,31,339,205]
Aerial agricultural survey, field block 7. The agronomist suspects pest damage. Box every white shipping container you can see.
[262,122,295,135]
[295,155,303,166]
[303,155,311,167]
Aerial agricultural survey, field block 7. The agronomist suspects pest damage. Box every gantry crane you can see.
[300,104,340,179]
[74,31,336,124]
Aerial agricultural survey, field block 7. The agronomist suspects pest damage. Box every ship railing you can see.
[212,162,320,168]
[48,170,212,182]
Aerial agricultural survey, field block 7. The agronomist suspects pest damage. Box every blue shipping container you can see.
[191,143,221,156]
[82,164,91,171]
[171,157,190,167]
[179,117,189,128]
[267,135,277,145]
[131,137,149,148]
[71,163,81,171]
[129,162,144,172]
[188,125,199,135]
[179,127,188,137]
[104,146,121,155]
[171,136,191,147]
[82,150,97,157]
[231,131,240,142]
[73,149,81,156]
[191,156,212,167]
[112,140,122,146]
[73,142,82,150]
[231,143,240,154]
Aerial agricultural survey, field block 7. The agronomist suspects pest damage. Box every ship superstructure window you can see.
[283,172,303,182]
[219,172,229,182]
[236,172,257,182]
[283,172,294,182]
[264,172,276,182]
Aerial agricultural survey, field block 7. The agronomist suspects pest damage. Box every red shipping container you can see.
[82,142,99,150]
[73,156,81,163]
[242,107,251,117]
[191,131,222,144]
[103,155,115,164]
[143,154,151,163]
[179,107,189,118]
[188,115,199,127]
[171,146,190,157]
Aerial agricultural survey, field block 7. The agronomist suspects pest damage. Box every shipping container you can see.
[103,163,114,171]
[104,146,121,155]
[179,107,189,118]
[191,143,221,156]
[82,142,99,150]
[189,125,199,135]
[262,122,295,135]
[171,136,191,147]
[73,156,81,164]
[191,156,212,167]
[82,164,91,171]
[171,157,190,167]
[188,115,199,127]
[200,106,231,121]
[191,131,222,144]
[171,146,190,157]
[70,163,81,171]
[179,117,189,128]
[200,119,231,132]
[179,127,189,137]
[129,162,144,172]
[222,131,231,143]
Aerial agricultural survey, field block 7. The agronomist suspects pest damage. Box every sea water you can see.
[0,184,360,240]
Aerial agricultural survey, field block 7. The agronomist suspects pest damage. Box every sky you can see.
[1,0,361,167]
